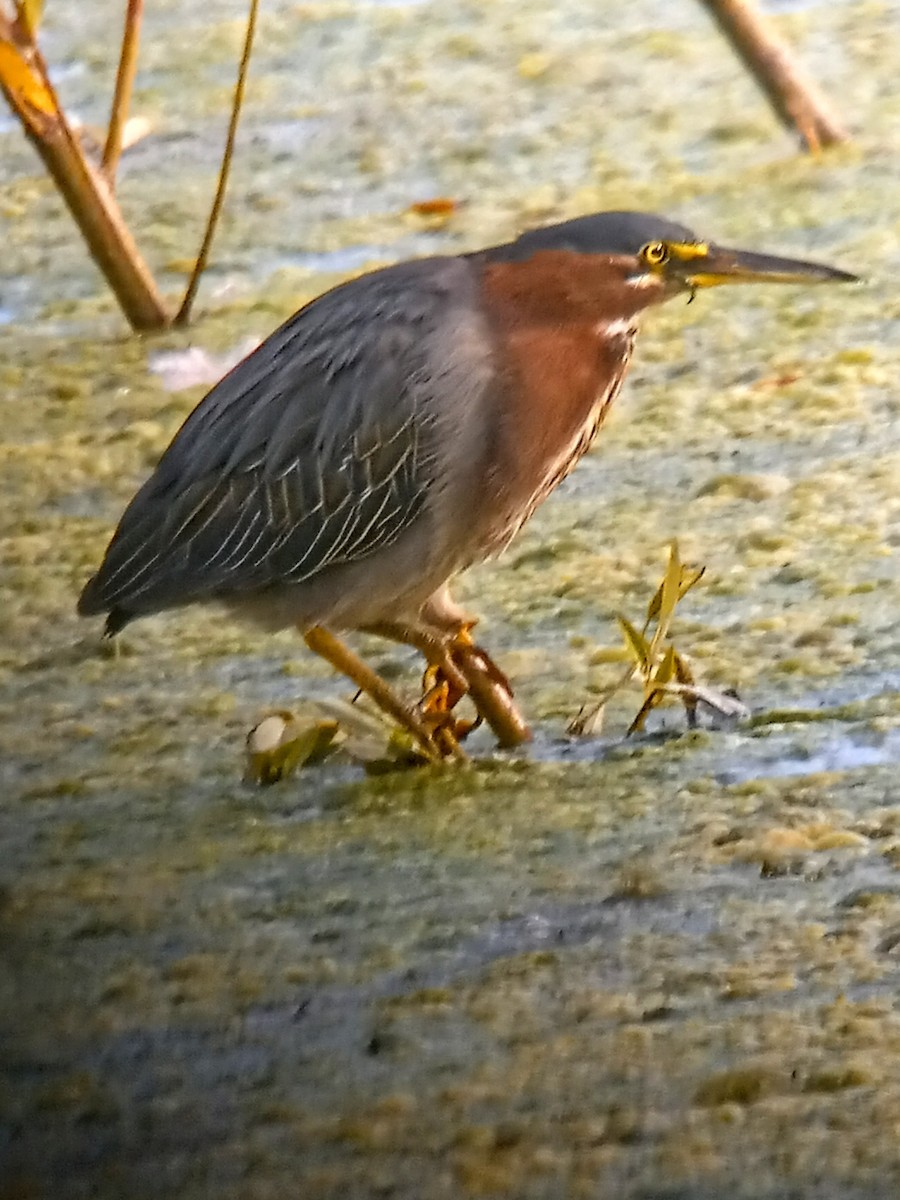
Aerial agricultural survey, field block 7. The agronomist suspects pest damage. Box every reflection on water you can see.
[548,681,900,788]
[727,728,900,782]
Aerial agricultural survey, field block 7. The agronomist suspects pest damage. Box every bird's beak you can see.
[675,242,859,289]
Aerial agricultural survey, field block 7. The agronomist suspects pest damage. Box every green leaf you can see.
[653,540,683,646]
[652,644,677,687]
[566,700,605,737]
[573,548,711,740]
[646,556,706,631]
[673,650,695,686]
[17,0,43,39]
[362,727,430,774]
[678,565,706,599]
[617,614,651,671]
[626,690,663,736]
[316,697,430,771]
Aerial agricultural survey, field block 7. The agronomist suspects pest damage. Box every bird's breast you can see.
[478,318,636,554]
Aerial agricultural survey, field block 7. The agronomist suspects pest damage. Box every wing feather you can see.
[79,256,478,621]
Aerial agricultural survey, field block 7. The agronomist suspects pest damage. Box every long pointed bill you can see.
[683,244,859,289]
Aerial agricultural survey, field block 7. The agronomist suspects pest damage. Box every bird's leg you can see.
[448,628,532,748]
[302,625,442,762]
[363,621,469,695]
[359,620,531,751]
[361,621,475,755]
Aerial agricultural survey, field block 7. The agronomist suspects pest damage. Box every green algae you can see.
[5,0,900,1196]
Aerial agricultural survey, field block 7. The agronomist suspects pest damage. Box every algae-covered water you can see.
[5,0,900,1196]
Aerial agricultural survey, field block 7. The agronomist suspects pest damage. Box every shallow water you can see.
[4,1,900,1197]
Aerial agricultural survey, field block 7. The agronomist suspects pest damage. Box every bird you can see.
[78,211,856,763]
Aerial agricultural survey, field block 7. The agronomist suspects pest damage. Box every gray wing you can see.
[79,257,473,624]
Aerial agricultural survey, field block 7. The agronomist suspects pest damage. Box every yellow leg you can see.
[362,621,473,759]
[451,631,532,748]
[366,620,531,750]
[303,625,441,762]
[362,621,469,695]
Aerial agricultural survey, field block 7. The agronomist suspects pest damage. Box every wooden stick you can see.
[102,0,143,183]
[175,0,259,326]
[697,0,849,152]
[0,32,170,330]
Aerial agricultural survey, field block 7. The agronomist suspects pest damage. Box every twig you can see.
[697,0,849,152]
[175,0,260,326]
[0,26,170,330]
[102,0,143,183]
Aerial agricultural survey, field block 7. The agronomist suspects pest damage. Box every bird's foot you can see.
[302,622,529,764]
[419,629,532,750]
[451,629,515,693]
[452,632,532,748]
[418,666,480,758]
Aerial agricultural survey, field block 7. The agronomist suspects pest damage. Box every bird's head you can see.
[501,210,858,295]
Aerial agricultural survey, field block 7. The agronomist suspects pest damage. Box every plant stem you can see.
[0,33,170,330]
[175,0,260,326]
[102,0,143,183]
[697,0,849,151]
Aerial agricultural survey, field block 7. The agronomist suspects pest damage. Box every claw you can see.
[417,666,474,758]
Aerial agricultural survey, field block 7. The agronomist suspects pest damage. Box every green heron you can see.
[78,211,856,762]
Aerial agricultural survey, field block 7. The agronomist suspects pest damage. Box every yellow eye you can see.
[640,241,669,266]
